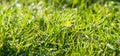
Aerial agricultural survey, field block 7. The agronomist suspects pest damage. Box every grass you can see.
[0,0,120,56]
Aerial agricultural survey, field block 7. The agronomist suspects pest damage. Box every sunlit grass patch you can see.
[0,0,120,56]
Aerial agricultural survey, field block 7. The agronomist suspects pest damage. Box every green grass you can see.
[0,0,120,56]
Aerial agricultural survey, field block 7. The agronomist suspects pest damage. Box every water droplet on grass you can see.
[16,3,22,8]
[117,38,120,46]
[106,43,115,50]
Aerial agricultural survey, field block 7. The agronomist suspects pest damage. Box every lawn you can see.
[0,0,120,56]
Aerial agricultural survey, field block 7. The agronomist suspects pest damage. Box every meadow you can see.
[0,0,120,56]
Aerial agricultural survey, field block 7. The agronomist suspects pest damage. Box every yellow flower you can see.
[105,9,109,14]
[0,44,2,49]
[64,21,72,27]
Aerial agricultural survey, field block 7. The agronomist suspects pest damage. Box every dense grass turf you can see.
[0,0,120,56]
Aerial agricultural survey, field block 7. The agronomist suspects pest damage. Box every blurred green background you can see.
[1,0,120,8]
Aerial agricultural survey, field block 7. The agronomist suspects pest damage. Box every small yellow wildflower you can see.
[105,9,109,14]
[64,21,72,27]
[0,44,3,49]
